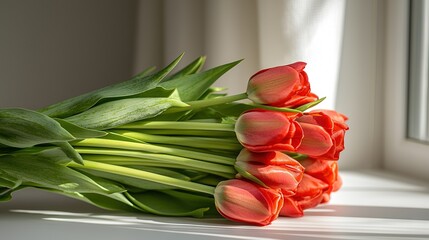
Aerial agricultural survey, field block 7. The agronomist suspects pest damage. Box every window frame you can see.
[408,0,429,143]
[383,0,429,180]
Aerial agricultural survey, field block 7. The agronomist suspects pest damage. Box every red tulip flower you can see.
[235,149,304,195]
[246,62,318,108]
[296,110,349,160]
[280,158,341,217]
[280,174,328,217]
[300,158,342,203]
[235,109,303,152]
[214,179,284,226]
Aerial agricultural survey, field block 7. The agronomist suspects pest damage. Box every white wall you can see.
[335,0,385,169]
[1,0,387,170]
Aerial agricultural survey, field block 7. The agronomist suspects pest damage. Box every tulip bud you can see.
[234,149,304,195]
[235,110,303,152]
[296,110,349,160]
[246,62,318,108]
[214,179,283,226]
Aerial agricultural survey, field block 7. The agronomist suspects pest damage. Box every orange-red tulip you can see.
[235,149,304,195]
[280,158,341,217]
[235,110,303,152]
[214,179,284,226]
[296,110,349,160]
[280,174,328,217]
[300,158,342,203]
[247,62,318,108]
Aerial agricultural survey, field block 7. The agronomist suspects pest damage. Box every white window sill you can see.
[1,170,428,240]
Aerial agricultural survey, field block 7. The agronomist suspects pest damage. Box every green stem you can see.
[247,103,302,113]
[133,129,237,138]
[186,93,248,109]
[112,131,242,151]
[75,148,236,178]
[68,160,215,195]
[163,93,249,114]
[116,121,235,132]
[72,138,235,165]
[82,154,203,170]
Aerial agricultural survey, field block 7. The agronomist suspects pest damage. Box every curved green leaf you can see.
[65,97,188,130]
[0,155,110,194]
[38,54,183,118]
[160,60,241,101]
[125,190,217,217]
[10,146,72,164]
[56,119,107,139]
[0,169,22,189]
[296,97,326,112]
[54,141,83,164]
[0,108,74,148]
[162,56,206,82]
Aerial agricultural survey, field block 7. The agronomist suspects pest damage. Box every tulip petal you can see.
[288,62,307,72]
[235,110,303,152]
[280,197,303,217]
[297,123,333,157]
[235,149,304,193]
[247,66,300,106]
[300,159,338,184]
[236,111,289,146]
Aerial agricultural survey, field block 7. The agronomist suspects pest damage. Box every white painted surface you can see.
[1,171,428,240]
[383,0,429,181]
[1,0,399,171]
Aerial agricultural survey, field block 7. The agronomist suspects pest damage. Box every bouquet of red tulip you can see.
[0,54,348,226]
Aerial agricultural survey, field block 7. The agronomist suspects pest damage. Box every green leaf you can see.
[199,87,228,100]
[65,97,188,130]
[125,190,217,217]
[0,108,75,148]
[56,119,107,139]
[0,169,22,189]
[160,60,241,101]
[179,88,229,121]
[0,155,110,194]
[48,188,139,212]
[208,103,254,118]
[81,193,139,212]
[53,170,139,211]
[54,141,83,164]
[0,186,24,202]
[176,170,209,181]
[131,86,178,98]
[234,164,268,188]
[162,56,206,82]
[101,132,144,144]
[194,174,226,186]
[10,146,72,164]
[288,152,308,160]
[38,55,183,118]
[0,188,13,201]
[79,172,127,194]
[296,97,326,112]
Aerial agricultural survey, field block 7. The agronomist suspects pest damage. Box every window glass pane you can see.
[408,0,429,143]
